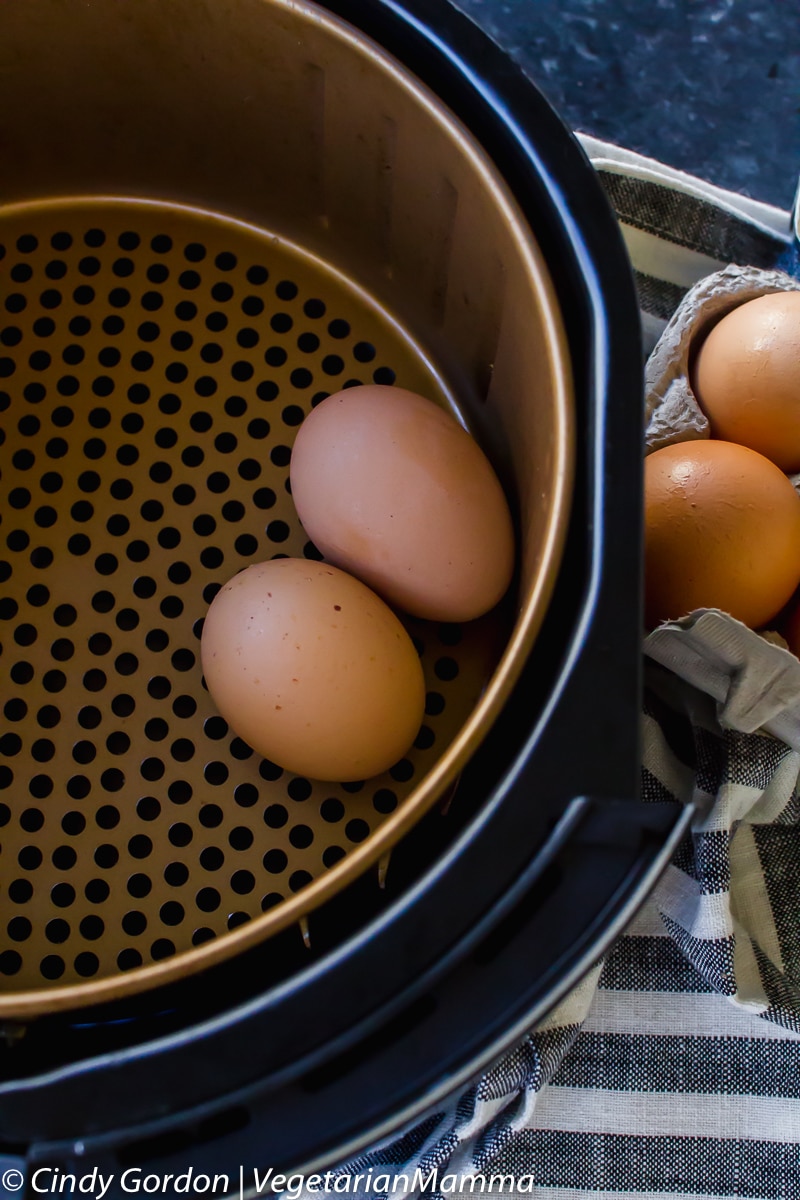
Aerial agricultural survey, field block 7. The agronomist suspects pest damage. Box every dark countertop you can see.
[453,0,800,212]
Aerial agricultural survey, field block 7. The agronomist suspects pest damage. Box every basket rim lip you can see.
[0,0,576,1020]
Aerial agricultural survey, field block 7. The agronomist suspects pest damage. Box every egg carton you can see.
[642,263,800,751]
[645,264,800,459]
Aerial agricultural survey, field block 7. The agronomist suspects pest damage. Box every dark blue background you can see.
[453,0,800,211]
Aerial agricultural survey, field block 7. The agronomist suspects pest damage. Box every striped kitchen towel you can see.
[579,134,795,357]
[298,140,800,1199]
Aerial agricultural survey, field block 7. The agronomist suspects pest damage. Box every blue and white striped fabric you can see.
[302,140,800,1199]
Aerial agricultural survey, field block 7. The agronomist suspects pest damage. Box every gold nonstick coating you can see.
[0,0,574,1018]
[0,198,505,1009]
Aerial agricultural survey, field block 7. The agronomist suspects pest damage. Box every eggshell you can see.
[200,558,425,781]
[289,385,515,622]
[692,291,800,472]
[644,440,800,630]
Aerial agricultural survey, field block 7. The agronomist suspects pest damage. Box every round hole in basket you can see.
[0,0,574,1017]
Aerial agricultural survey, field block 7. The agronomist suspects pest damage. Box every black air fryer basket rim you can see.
[0,0,688,1174]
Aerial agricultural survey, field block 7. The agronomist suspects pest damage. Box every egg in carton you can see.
[642,263,800,750]
[645,263,800,461]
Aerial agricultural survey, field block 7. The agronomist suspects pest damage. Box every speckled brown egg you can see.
[644,439,800,630]
[200,558,425,782]
[289,385,515,622]
[692,290,800,472]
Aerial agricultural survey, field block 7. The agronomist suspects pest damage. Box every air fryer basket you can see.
[0,0,694,1177]
[0,0,573,1015]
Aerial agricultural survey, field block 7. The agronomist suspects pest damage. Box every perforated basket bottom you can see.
[0,198,506,1005]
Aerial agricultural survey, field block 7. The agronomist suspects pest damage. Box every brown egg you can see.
[692,290,800,472]
[289,385,515,622]
[200,559,425,781]
[644,440,800,629]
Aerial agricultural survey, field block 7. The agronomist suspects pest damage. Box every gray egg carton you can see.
[642,264,800,750]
